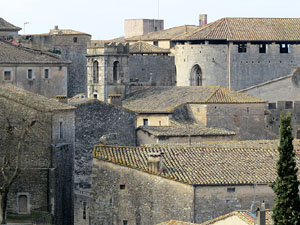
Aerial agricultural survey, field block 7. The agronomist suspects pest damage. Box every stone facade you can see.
[124,19,164,39]
[14,26,91,97]
[69,99,136,225]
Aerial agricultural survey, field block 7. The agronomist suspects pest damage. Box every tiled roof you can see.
[201,210,273,225]
[126,25,198,41]
[129,42,170,54]
[49,28,91,36]
[123,86,265,113]
[0,40,70,64]
[174,18,300,41]
[138,125,235,137]
[0,84,75,112]
[93,145,300,185]
[157,220,199,225]
[0,18,21,31]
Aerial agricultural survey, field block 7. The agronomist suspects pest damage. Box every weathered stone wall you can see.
[136,114,170,127]
[15,34,91,97]
[194,185,274,223]
[0,64,68,98]
[175,42,300,90]
[129,55,176,86]
[71,100,136,225]
[124,19,164,38]
[91,160,194,225]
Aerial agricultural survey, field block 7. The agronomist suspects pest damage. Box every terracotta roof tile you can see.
[157,220,199,225]
[174,18,300,41]
[129,42,170,54]
[93,145,300,185]
[123,86,265,113]
[0,18,21,31]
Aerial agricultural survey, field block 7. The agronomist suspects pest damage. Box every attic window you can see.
[259,44,266,53]
[73,37,78,43]
[238,43,247,53]
[280,43,290,53]
[227,187,235,193]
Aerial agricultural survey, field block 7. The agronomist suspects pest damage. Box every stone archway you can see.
[190,64,202,86]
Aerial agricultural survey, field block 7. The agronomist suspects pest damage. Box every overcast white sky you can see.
[2,0,300,40]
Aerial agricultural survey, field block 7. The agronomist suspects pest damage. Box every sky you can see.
[2,0,300,40]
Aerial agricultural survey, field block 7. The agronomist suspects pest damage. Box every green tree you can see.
[272,113,300,225]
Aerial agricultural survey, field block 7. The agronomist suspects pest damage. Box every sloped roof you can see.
[123,86,265,113]
[126,25,198,41]
[0,41,70,64]
[201,210,273,225]
[129,42,170,54]
[49,28,91,36]
[0,84,75,112]
[174,18,300,41]
[0,18,21,31]
[93,145,300,185]
[138,125,235,137]
[157,220,199,225]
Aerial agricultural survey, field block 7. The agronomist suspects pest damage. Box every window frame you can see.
[43,68,50,79]
[27,68,34,80]
[3,68,12,81]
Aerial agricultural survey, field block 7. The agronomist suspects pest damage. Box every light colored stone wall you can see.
[187,104,207,126]
[0,64,68,98]
[124,19,164,38]
[91,160,194,225]
[194,185,274,223]
[136,114,170,127]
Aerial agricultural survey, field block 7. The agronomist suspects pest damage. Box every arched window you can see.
[113,61,120,83]
[190,64,202,86]
[93,61,99,83]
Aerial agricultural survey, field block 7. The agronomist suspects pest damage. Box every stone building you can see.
[68,97,136,225]
[0,84,75,225]
[125,19,164,38]
[173,18,300,90]
[0,40,70,98]
[0,17,21,39]
[14,26,91,97]
[123,86,268,144]
[90,144,289,224]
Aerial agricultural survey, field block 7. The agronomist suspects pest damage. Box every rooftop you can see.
[138,125,235,137]
[93,144,300,185]
[129,42,170,54]
[126,25,198,41]
[0,84,75,112]
[174,18,300,41]
[0,40,71,64]
[123,86,265,113]
[0,18,21,31]
[157,221,199,225]
[49,28,91,36]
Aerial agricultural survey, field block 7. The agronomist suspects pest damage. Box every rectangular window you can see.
[59,121,63,139]
[285,101,293,109]
[268,103,277,109]
[280,43,290,53]
[27,69,34,80]
[83,202,86,220]
[227,187,235,193]
[143,119,149,126]
[153,41,158,46]
[238,43,247,53]
[259,44,266,53]
[120,184,126,190]
[4,71,12,81]
[44,68,49,79]
[73,37,78,43]
[123,220,128,225]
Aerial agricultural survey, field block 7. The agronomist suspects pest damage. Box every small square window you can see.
[285,101,293,109]
[73,37,78,43]
[238,43,247,53]
[268,103,277,109]
[44,69,49,79]
[120,184,126,190]
[4,71,11,81]
[227,187,235,193]
[143,119,149,126]
[27,69,34,80]
[123,220,128,225]
[153,41,158,46]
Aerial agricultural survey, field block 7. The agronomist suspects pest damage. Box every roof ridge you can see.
[204,86,221,103]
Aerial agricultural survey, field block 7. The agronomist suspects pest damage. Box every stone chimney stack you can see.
[148,153,163,173]
[256,201,266,225]
[56,95,68,104]
[199,14,207,26]
[107,94,122,106]
[54,25,59,30]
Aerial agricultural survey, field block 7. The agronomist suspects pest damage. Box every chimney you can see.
[147,152,163,173]
[54,25,59,30]
[56,95,68,104]
[199,14,207,26]
[256,201,266,225]
[108,94,122,106]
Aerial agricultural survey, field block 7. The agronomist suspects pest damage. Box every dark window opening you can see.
[44,69,49,79]
[93,93,98,99]
[153,41,158,46]
[59,121,63,139]
[123,220,128,225]
[268,103,277,109]
[280,43,290,53]
[154,26,158,31]
[113,61,120,83]
[259,44,266,53]
[83,202,86,220]
[285,101,293,109]
[27,69,33,80]
[73,37,78,43]
[297,129,300,139]
[93,61,99,83]
[4,71,11,81]
[227,187,235,193]
[120,184,126,190]
[143,119,149,126]
[190,64,202,86]
[238,43,247,53]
